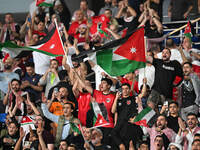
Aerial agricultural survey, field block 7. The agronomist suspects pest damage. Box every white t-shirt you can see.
[157,48,183,64]
[138,65,155,90]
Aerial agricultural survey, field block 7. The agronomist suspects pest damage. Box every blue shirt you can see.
[22,73,41,101]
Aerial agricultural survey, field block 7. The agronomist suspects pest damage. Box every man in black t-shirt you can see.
[147,48,183,104]
[111,83,143,150]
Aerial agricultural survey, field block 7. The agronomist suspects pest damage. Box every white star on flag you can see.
[130,47,136,53]
[50,44,55,49]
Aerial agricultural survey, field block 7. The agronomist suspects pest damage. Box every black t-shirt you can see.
[116,16,139,33]
[145,22,163,38]
[167,116,179,133]
[117,96,138,121]
[94,144,111,150]
[152,58,183,99]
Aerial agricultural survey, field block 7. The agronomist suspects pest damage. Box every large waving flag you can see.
[88,27,146,76]
[0,26,65,57]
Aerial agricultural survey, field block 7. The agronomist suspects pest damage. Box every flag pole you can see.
[54,19,67,56]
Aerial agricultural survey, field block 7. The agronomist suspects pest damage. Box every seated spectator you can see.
[0,13,20,43]
[72,0,95,21]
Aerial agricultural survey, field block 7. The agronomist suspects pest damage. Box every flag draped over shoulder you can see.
[36,0,54,7]
[133,107,157,127]
[89,27,146,76]
[0,26,65,57]
[90,14,110,38]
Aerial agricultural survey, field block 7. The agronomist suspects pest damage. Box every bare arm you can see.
[72,79,80,98]
[111,92,120,114]
[14,128,25,150]
[105,28,120,39]
[62,55,71,73]
[178,46,189,64]
[27,93,40,115]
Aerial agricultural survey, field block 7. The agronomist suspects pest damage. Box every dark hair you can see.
[11,78,21,85]
[5,13,13,17]
[25,62,35,68]
[138,141,149,148]
[101,78,113,86]
[163,48,171,55]
[194,133,200,138]
[192,139,200,145]
[122,83,131,89]
[105,8,112,14]
[50,59,59,64]
[58,70,68,80]
[8,121,19,128]
[64,101,75,110]
[183,62,193,68]
[168,101,179,107]
[80,0,88,5]
[187,112,198,119]
[154,135,163,141]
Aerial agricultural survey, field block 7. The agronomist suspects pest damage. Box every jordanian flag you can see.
[36,0,54,7]
[0,26,65,57]
[133,107,157,127]
[91,101,112,128]
[93,27,146,76]
[184,21,192,41]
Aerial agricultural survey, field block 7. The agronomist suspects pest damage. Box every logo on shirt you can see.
[106,98,111,103]
[127,100,131,105]
[118,102,122,106]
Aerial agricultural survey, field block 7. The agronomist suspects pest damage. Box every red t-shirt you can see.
[93,90,115,128]
[77,92,91,126]
[120,77,139,94]
[68,20,87,37]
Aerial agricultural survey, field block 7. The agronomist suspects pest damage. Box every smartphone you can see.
[28,17,31,23]
[54,87,58,93]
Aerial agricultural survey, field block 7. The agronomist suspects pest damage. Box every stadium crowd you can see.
[0,0,200,150]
